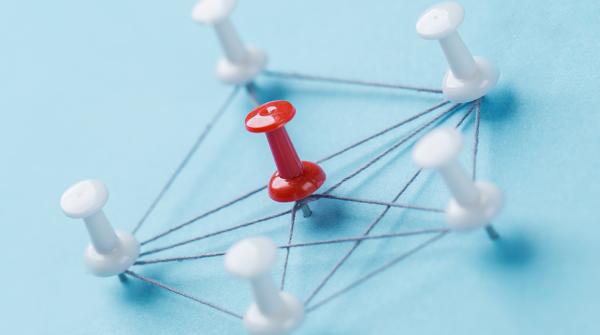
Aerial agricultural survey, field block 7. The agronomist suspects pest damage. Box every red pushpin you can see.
[246,100,326,216]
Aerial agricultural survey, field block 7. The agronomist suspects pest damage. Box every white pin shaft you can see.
[214,19,249,64]
[251,274,285,317]
[439,160,480,208]
[439,32,477,80]
[84,211,119,254]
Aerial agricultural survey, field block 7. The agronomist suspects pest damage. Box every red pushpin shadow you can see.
[246,100,326,216]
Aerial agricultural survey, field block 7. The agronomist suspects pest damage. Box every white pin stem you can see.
[192,0,267,85]
[226,237,304,334]
[61,180,141,276]
[412,128,481,209]
[214,19,248,64]
[438,159,480,208]
[438,32,477,80]
[83,210,119,254]
[225,237,289,317]
[414,129,504,233]
[251,274,285,317]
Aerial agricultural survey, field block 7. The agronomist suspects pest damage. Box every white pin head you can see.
[225,236,278,279]
[192,0,236,25]
[60,179,108,219]
[416,1,464,40]
[61,179,139,277]
[413,127,463,169]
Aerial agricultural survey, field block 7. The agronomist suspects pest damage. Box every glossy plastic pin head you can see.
[192,0,236,24]
[61,179,108,219]
[225,236,278,279]
[245,100,296,133]
[412,126,463,168]
[416,1,464,40]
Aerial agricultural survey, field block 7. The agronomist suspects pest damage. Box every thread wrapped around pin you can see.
[416,1,499,102]
[60,179,140,276]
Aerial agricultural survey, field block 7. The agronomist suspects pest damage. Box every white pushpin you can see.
[412,128,503,232]
[416,1,499,103]
[60,180,140,277]
[192,0,267,85]
[225,237,303,335]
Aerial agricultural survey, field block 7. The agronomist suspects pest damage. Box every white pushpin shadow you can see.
[192,0,267,85]
[413,128,503,234]
[416,1,499,103]
[225,237,303,335]
[60,180,139,277]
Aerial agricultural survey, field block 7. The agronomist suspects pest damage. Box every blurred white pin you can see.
[192,0,267,85]
[416,2,499,103]
[413,128,503,235]
[225,237,303,335]
[60,180,139,277]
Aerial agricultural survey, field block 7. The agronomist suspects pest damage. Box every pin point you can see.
[60,180,140,277]
[192,0,267,85]
[245,100,326,215]
[416,1,499,103]
[413,128,503,236]
[225,237,303,335]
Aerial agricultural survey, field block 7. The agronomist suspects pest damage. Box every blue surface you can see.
[1,0,599,334]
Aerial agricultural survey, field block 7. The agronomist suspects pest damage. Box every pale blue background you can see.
[1,0,599,334]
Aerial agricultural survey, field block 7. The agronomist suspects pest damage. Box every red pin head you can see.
[246,100,326,202]
[245,100,295,133]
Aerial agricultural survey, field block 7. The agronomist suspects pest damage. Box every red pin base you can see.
[268,161,326,202]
